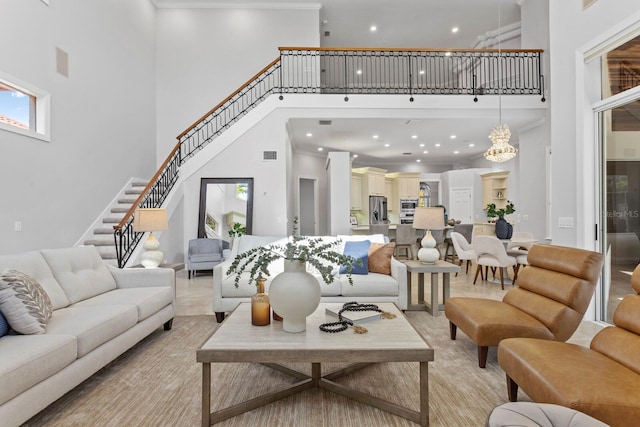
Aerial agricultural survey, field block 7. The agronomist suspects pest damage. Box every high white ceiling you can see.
[163,0,539,166]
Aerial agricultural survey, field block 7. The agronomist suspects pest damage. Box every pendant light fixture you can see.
[484,4,517,163]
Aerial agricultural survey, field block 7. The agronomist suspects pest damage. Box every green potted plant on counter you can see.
[485,201,515,239]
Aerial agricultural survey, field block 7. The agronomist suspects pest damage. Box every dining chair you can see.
[444,224,474,262]
[450,231,480,278]
[472,235,517,290]
[393,224,415,259]
[368,223,390,238]
[507,231,535,256]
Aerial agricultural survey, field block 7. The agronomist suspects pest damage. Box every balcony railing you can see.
[114,46,544,267]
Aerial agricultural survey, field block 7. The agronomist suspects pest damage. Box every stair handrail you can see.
[114,46,546,267]
[112,143,181,267]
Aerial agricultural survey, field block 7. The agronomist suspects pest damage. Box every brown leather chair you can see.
[497,264,640,427]
[444,244,603,368]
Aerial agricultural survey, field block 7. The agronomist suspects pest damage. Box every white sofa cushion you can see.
[47,305,137,357]
[41,246,117,304]
[339,272,399,296]
[72,287,173,322]
[0,334,76,406]
[0,251,69,310]
[0,270,53,334]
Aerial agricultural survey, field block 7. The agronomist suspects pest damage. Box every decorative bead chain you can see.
[318,302,395,334]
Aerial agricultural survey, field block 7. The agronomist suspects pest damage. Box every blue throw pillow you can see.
[0,311,9,338]
[340,240,370,275]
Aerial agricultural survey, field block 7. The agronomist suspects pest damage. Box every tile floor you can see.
[175,261,603,346]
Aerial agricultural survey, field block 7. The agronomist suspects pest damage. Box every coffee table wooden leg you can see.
[420,361,429,426]
[202,363,211,427]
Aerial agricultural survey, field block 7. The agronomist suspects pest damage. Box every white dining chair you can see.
[450,231,479,277]
[472,235,518,290]
[507,231,535,256]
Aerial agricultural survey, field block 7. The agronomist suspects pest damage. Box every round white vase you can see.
[268,260,321,333]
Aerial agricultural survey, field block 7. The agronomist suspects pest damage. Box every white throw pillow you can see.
[0,269,53,334]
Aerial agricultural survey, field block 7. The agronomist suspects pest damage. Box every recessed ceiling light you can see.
[419,143,425,147]
[356,69,362,75]
[306,133,312,137]
[353,154,358,158]
[411,135,418,139]
[469,143,475,147]
[419,70,425,75]
[384,143,390,147]
[454,150,460,154]
[416,159,421,163]
[317,147,323,151]
[370,25,377,32]
[445,52,452,57]
[450,134,456,139]
[435,143,441,147]
[451,26,459,33]
[373,134,378,139]
[423,150,428,154]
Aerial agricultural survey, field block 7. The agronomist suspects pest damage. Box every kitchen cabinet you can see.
[350,173,363,210]
[396,174,420,198]
[384,178,394,210]
[481,171,509,209]
[367,170,386,196]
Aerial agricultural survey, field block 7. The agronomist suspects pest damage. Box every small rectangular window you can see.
[0,71,50,141]
[0,81,35,130]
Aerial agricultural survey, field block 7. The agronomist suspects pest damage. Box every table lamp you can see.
[412,207,445,264]
[133,208,169,268]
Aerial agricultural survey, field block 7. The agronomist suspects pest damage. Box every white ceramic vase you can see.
[268,260,321,333]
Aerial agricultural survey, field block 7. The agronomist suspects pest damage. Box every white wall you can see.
[549,0,640,248]
[292,152,329,235]
[0,0,157,254]
[155,6,320,165]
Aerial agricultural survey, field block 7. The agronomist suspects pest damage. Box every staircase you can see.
[81,180,148,265]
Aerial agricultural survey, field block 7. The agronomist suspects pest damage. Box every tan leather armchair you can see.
[444,244,603,368]
[497,264,640,427]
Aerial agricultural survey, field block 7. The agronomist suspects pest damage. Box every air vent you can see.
[402,152,412,155]
[324,31,331,37]
[263,151,277,161]
[319,120,332,126]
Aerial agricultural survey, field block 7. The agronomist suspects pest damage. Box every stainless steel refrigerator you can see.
[369,196,388,224]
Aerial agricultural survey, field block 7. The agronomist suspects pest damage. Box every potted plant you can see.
[226,217,361,333]
[485,201,516,239]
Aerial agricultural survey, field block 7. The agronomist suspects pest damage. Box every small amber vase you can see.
[251,279,271,326]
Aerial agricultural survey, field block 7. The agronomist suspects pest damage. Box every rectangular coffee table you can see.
[197,302,433,426]
[404,260,461,315]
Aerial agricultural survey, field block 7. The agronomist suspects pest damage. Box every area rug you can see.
[22,313,527,426]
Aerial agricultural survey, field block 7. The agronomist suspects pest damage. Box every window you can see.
[0,72,50,141]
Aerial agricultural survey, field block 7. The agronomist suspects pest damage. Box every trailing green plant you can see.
[226,217,362,288]
[228,222,247,239]
[485,201,516,219]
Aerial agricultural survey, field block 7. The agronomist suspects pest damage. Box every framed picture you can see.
[349,216,358,225]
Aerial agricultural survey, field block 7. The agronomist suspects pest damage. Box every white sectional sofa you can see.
[0,246,175,427]
[213,234,408,322]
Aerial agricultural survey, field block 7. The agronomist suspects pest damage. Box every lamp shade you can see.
[412,207,445,230]
[133,208,168,232]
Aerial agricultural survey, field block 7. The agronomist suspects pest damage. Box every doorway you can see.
[299,177,317,235]
[450,188,473,224]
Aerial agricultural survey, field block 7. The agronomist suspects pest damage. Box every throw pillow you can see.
[368,242,396,275]
[339,240,370,275]
[0,310,9,338]
[0,270,53,334]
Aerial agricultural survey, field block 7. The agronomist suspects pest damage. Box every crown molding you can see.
[150,0,322,10]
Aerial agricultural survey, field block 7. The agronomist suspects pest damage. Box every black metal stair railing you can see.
[115,46,545,268]
[113,145,181,267]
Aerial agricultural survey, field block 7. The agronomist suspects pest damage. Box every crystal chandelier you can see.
[484,5,517,163]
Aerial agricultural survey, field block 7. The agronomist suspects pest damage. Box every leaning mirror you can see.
[198,178,253,241]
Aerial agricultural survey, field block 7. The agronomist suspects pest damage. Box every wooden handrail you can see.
[278,46,544,54]
[113,142,181,230]
[177,56,281,140]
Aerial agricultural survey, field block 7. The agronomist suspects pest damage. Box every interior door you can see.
[450,188,472,223]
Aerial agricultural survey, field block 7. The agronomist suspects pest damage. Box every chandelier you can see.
[484,5,517,163]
